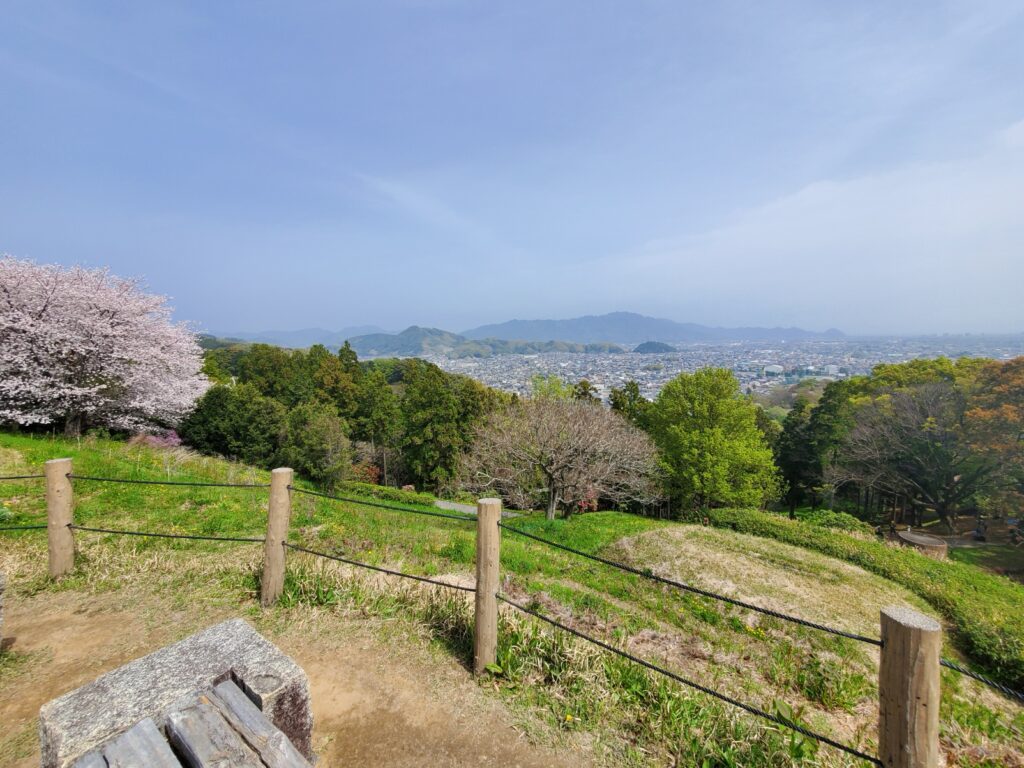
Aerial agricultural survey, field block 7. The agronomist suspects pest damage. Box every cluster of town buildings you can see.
[427,336,1024,402]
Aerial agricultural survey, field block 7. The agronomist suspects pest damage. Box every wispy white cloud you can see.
[591,119,1024,334]
[355,173,521,260]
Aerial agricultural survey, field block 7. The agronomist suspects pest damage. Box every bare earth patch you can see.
[0,551,590,768]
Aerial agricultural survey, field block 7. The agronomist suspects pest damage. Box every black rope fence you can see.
[941,658,1024,705]
[69,474,269,489]
[289,486,475,522]
[285,541,475,592]
[499,521,882,646]
[10,470,1023,706]
[69,524,264,544]
[497,593,883,766]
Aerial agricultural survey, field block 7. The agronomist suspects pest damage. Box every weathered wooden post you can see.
[45,458,75,578]
[879,606,941,768]
[473,497,501,675]
[261,468,293,608]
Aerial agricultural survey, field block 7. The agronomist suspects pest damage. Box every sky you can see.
[2,1,1023,336]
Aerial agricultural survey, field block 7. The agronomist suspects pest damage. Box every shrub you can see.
[792,508,873,534]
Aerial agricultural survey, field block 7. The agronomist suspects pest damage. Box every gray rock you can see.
[39,618,313,767]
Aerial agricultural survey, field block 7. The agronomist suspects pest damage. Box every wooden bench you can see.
[72,680,310,768]
[40,619,315,768]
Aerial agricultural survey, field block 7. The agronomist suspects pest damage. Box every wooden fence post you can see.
[45,458,75,578]
[879,606,941,768]
[474,498,501,675]
[260,468,293,608]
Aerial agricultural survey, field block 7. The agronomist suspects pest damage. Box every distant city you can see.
[424,336,1024,401]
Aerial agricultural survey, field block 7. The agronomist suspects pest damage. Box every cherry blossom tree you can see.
[0,256,208,435]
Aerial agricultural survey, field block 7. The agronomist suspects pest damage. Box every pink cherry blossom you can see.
[1,256,209,434]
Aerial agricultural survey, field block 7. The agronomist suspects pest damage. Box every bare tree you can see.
[460,398,661,519]
[831,382,999,530]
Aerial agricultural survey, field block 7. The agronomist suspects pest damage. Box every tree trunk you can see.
[546,485,558,521]
[788,499,796,520]
[936,503,954,534]
[63,413,82,438]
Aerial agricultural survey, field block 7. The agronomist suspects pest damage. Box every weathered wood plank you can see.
[102,718,182,768]
[208,681,311,768]
[166,702,263,768]
[71,752,108,768]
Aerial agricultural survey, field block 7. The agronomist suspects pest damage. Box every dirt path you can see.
[0,589,589,767]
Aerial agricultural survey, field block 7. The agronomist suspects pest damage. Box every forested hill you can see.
[462,311,845,344]
[347,326,625,358]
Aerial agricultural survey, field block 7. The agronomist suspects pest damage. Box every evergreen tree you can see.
[775,397,819,516]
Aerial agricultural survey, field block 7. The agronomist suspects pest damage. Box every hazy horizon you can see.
[209,311,1022,342]
[3,2,1023,336]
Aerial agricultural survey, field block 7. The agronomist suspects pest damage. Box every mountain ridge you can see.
[347,326,625,358]
[461,311,845,344]
[215,313,847,354]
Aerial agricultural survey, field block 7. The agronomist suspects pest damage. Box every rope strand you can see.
[940,658,1024,704]
[70,524,264,544]
[497,593,882,766]
[285,542,475,592]
[290,486,475,522]
[499,521,882,646]
[69,474,269,489]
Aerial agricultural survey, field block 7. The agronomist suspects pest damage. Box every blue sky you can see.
[2,1,1023,335]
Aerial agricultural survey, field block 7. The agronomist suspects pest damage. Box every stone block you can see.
[39,618,313,767]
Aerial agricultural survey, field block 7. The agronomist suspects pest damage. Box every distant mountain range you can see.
[213,326,389,348]
[214,312,846,358]
[348,327,625,358]
[461,312,845,344]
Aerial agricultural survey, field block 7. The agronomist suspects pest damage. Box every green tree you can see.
[337,341,362,381]
[398,360,496,490]
[236,344,308,405]
[353,368,403,484]
[278,401,351,489]
[753,404,783,451]
[530,374,573,400]
[305,344,359,419]
[572,379,600,403]
[775,398,820,516]
[834,382,997,530]
[647,368,780,510]
[179,383,286,467]
[609,380,651,429]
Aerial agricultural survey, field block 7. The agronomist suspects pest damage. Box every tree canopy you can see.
[646,368,780,510]
[0,256,207,435]
[461,397,660,518]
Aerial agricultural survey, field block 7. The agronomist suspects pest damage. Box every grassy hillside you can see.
[691,508,1024,692]
[2,433,1022,767]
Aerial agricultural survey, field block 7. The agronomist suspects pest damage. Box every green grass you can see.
[693,507,1024,692]
[3,432,1023,767]
[949,544,1024,575]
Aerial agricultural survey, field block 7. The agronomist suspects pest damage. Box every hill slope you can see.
[1,435,1020,767]
[347,326,625,358]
